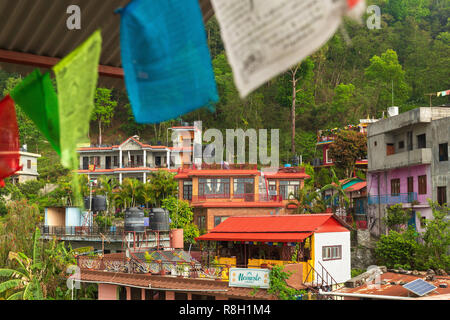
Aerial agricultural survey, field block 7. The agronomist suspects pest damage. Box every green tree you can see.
[268,265,303,300]
[320,168,350,211]
[382,204,412,232]
[147,170,178,207]
[328,130,367,178]
[162,196,199,244]
[364,49,410,115]
[91,88,117,145]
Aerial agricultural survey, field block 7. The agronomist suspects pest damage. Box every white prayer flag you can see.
[210,0,365,98]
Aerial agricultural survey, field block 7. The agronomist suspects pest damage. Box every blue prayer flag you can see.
[118,0,218,124]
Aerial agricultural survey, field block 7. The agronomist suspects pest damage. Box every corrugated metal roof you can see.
[0,0,213,88]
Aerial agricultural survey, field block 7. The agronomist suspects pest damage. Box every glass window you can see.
[198,178,230,198]
[233,178,254,195]
[279,180,300,200]
[417,134,426,149]
[322,245,342,260]
[437,186,447,206]
[391,179,400,195]
[439,143,448,161]
[183,180,192,200]
[214,216,228,227]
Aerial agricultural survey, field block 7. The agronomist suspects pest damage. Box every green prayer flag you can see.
[53,30,102,207]
[53,29,102,170]
[10,69,61,156]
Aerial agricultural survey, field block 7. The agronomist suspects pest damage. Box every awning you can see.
[196,232,312,243]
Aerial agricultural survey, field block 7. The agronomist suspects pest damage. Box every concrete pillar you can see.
[119,173,123,184]
[166,291,175,300]
[126,287,131,300]
[119,149,123,168]
[166,150,170,168]
[141,288,145,300]
[143,150,147,167]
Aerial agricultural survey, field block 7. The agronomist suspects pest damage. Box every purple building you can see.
[367,107,450,236]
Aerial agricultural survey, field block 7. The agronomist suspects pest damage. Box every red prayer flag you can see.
[0,95,22,186]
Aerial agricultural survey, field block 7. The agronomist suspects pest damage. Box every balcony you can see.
[369,148,432,171]
[368,192,417,205]
[40,225,125,241]
[190,193,282,203]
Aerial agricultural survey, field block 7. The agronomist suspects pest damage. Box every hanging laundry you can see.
[53,29,102,171]
[117,0,218,124]
[0,95,22,187]
[210,0,366,97]
[10,69,61,156]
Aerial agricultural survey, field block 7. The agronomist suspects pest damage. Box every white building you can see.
[11,149,41,184]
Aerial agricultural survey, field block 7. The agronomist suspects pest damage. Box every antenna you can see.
[391,80,394,106]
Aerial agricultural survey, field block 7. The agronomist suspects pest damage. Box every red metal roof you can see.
[264,172,310,179]
[196,214,350,242]
[174,169,259,179]
[197,231,313,242]
[345,181,367,192]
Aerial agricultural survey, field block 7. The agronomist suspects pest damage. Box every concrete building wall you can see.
[314,231,351,284]
[98,284,117,300]
[430,116,450,204]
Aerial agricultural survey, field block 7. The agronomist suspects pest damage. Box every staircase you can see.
[303,261,344,300]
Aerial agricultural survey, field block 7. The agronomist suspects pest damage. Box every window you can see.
[155,156,161,166]
[386,143,395,155]
[198,178,230,198]
[420,216,427,228]
[113,156,118,167]
[214,216,228,227]
[417,134,426,149]
[437,187,447,206]
[183,181,192,200]
[27,160,31,169]
[82,157,89,170]
[418,175,427,195]
[407,177,414,194]
[322,246,342,260]
[279,180,300,200]
[233,178,254,196]
[439,143,448,161]
[325,149,332,163]
[407,131,413,151]
[197,216,206,231]
[391,179,400,195]
[398,141,405,149]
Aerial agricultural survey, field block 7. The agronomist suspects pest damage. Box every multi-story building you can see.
[366,106,450,236]
[11,148,41,184]
[174,165,310,232]
[313,119,379,169]
[167,121,202,168]
[77,135,175,183]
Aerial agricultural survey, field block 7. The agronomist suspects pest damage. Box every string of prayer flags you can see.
[117,0,218,124]
[0,96,22,187]
[437,89,450,97]
[10,69,61,156]
[210,0,366,98]
[53,30,102,206]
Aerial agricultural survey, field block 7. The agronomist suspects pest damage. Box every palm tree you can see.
[288,184,325,214]
[122,178,142,207]
[320,168,350,213]
[148,170,178,207]
[139,182,154,209]
[97,175,118,214]
[0,228,44,300]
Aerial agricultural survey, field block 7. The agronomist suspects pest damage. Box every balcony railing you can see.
[368,192,417,205]
[191,193,282,202]
[40,225,125,240]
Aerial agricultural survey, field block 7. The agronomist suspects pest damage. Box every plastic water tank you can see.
[124,207,145,233]
[149,208,170,231]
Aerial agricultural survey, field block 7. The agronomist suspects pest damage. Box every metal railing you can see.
[191,193,282,202]
[40,225,125,239]
[368,192,417,205]
[304,261,343,300]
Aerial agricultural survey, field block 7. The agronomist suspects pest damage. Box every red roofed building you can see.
[174,165,310,232]
[196,214,352,286]
[77,135,176,183]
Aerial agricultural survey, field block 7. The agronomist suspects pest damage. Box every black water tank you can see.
[83,196,106,211]
[149,208,170,231]
[93,195,106,211]
[125,207,145,233]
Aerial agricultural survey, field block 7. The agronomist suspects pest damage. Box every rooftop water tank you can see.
[124,207,145,233]
[149,208,170,231]
[388,106,399,117]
